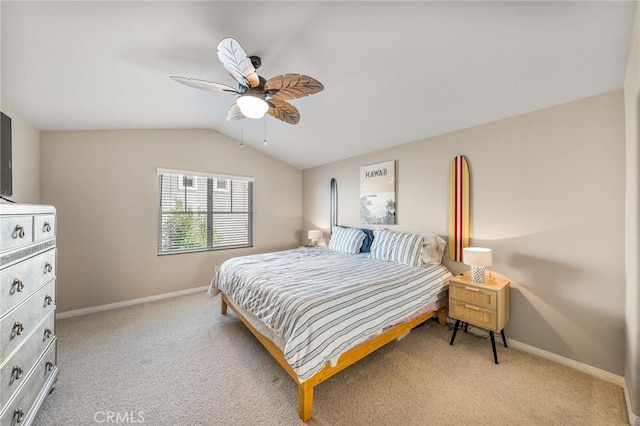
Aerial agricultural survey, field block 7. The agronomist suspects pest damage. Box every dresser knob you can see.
[11,366,23,381]
[13,225,25,239]
[12,322,24,337]
[13,409,24,424]
[44,295,53,306]
[43,222,51,232]
[11,279,24,294]
[45,362,54,372]
[44,262,53,274]
[44,328,52,340]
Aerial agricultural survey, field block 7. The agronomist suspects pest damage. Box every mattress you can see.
[209,247,452,382]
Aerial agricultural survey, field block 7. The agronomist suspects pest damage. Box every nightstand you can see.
[448,272,510,364]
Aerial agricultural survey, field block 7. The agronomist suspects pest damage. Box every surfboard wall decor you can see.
[448,155,470,262]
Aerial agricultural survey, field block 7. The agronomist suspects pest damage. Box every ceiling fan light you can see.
[237,95,269,119]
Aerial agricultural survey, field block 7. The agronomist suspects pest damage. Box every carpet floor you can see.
[34,291,628,425]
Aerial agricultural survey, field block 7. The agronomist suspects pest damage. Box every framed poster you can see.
[360,160,396,224]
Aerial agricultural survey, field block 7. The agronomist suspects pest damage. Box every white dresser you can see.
[0,204,58,426]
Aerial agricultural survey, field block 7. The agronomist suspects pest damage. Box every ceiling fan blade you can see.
[267,99,300,125]
[265,74,324,101]
[226,103,246,121]
[217,38,260,89]
[170,76,240,94]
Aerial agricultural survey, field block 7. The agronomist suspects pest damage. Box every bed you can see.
[209,229,452,422]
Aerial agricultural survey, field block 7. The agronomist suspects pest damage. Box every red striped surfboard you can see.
[448,155,469,262]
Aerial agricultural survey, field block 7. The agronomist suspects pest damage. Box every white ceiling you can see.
[1,1,636,170]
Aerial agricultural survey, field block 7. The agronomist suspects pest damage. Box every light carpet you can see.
[34,292,628,425]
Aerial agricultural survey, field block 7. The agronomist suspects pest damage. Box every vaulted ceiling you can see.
[1,1,636,169]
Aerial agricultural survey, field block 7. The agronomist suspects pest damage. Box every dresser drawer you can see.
[450,281,496,310]
[0,340,56,426]
[449,300,497,331]
[0,312,55,408]
[0,217,33,254]
[0,281,55,364]
[32,215,55,243]
[0,250,56,317]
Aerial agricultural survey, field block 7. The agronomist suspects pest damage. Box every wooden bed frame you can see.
[220,292,447,422]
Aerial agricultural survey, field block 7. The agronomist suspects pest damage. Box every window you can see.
[157,168,253,255]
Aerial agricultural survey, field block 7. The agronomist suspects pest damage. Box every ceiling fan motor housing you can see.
[250,56,261,70]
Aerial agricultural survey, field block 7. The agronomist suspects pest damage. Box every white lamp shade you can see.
[236,95,269,119]
[462,247,493,266]
[308,230,322,241]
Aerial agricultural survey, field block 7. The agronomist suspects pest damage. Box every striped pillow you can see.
[369,230,424,267]
[328,226,367,255]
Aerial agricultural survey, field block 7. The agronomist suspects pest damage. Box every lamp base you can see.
[470,266,485,283]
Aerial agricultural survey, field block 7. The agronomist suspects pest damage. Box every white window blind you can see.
[157,169,253,255]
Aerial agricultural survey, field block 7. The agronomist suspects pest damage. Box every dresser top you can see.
[0,203,56,215]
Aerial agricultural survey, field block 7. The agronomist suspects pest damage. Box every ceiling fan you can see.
[170,37,324,125]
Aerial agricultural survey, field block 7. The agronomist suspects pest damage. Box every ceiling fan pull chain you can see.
[264,116,267,146]
[239,120,244,147]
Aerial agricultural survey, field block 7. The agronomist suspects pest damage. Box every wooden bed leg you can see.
[437,307,447,326]
[298,381,314,422]
[221,297,228,315]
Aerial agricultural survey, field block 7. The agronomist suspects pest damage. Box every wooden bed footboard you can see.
[220,293,447,422]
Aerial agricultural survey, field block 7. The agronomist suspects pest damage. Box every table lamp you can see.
[463,247,493,283]
[308,230,322,246]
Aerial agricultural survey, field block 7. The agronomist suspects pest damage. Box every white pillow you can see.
[328,226,366,255]
[421,233,446,265]
[369,230,424,267]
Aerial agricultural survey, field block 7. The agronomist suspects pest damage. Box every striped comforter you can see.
[211,248,452,382]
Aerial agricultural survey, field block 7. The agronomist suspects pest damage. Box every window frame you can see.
[157,168,254,256]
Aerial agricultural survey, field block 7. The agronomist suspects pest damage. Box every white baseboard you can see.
[624,384,640,426]
[507,338,625,387]
[510,338,640,424]
[57,286,209,319]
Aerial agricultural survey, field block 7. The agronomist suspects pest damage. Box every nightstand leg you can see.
[489,331,499,364]
[500,329,508,348]
[450,320,460,345]
[464,322,469,332]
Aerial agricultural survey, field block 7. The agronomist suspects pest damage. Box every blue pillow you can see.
[359,228,374,253]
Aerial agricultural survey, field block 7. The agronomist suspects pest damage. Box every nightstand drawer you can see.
[450,281,496,310]
[449,300,497,331]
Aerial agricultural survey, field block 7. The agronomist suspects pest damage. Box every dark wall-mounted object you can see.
[0,112,13,197]
[330,178,338,233]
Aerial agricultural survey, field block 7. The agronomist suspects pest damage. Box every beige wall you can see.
[0,104,40,203]
[40,129,302,313]
[624,2,640,419]
[303,91,626,375]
